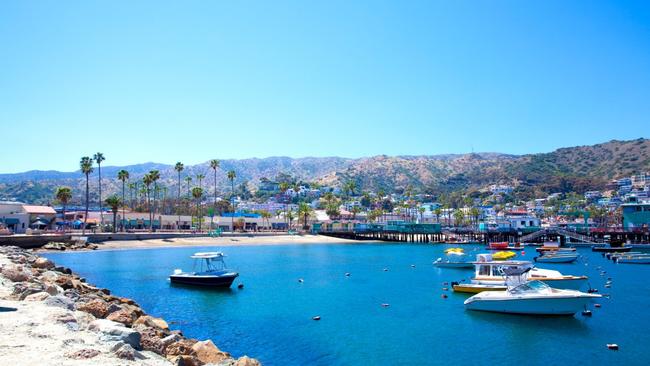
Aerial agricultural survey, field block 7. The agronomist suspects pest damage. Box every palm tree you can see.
[434,207,442,223]
[142,173,153,232]
[104,195,121,233]
[191,187,203,232]
[344,180,357,198]
[209,159,220,229]
[298,202,314,230]
[184,176,192,198]
[419,206,426,223]
[128,182,136,211]
[93,152,105,229]
[227,170,236,231]
[260,210,272,231]
[279,182,290,230]
[148,170,160,230]
[80,157,94,235]
[117,170,129,232]
[55,186,72,231]
[196,174,205,192]
[174,162,184,230]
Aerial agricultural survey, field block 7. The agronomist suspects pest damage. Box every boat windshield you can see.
[509,280,549,294]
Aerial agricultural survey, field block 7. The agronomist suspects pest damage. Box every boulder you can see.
[89,319,141,349]
[134,315,169,330]
[44,295,75,310]
[40,270,60,283]
[77,299,109,318]
[74,311,97,330]
[234,356,262,366]
[55,276,74,290]
[106,303,123,315]
[33,257,55,269]
[191,339,230,364]
[167,355,202,366]
[107,309,137,326]
[1,264,32,282]
[24,291,51,302]
[65,348,101,360]
[122,304,145,318]
[113,343,145,361]
[12,282,45,300]
[139,326,167,355]
[165,339,197,357]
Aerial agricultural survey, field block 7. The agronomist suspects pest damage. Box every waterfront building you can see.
[0,202,57,233]
[621,198,650,230]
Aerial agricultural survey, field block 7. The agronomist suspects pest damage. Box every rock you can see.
[192,339,230,364]
[89,319,141,349]
[63,289,80,301]
[74,311,97,330]
[120,297,136,305]
[139,326,167,355]
[65,348,101,359]
[167,355,202,366]
[12,282,44,300]
[165,339,197,357]
[54,266,73,275]
[114,343,145,360]
[1,264,32,282]
[40,270,60,282]
[77,299,109,318]
[33,257,55,269]
[235,356,262,366]
[25,291,51,302]
[55,276,74,290]
[134,315,169,330]
[54,313,77,324]
[106,303,123,314]
[107,309,137,326]
[161,333,182,348]
[44,295,75,310]
[43,242,68,251]
[44,284,63,296]
[122,304,145,318]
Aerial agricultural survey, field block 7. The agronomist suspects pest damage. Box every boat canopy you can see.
[191,252,225,259]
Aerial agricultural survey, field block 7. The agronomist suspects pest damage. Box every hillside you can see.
[0,139,648,204]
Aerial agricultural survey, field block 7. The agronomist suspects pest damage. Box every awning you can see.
[1,218,20,225]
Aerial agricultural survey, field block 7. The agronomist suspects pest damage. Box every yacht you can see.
[464,269,600,315]
[534,252,579,263]
[169,252,239,287]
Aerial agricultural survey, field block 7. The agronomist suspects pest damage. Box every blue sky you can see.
[1,1,649,173]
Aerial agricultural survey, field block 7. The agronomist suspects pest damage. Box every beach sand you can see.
[94,234,360,251]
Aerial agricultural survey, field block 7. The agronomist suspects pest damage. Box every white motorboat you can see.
[464,268,600,315]
[615,254,650,264]
[433,248,474,268]
[452,254,587,293]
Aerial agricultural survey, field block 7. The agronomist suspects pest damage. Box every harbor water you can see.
[45,243,650,365]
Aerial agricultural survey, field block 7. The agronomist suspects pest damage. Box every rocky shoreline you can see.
[0,246,260,366]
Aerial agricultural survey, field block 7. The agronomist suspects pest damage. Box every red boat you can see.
[488,242,509,250]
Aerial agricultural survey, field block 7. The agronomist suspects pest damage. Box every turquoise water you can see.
[45,243,650,365]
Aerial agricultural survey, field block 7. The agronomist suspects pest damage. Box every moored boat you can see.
[592,244,632,253]
[614,254,650,264]
[534,253,579,263]
[169,252,239,287]
[464,279,600,316]
[434,248,474,268]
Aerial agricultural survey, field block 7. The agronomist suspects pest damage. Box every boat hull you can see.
[592,246,632,253]
[453,284,506,293]
[434,262,475,268]
[459,277,587,293]
[535,256,578,263]
[169,273,238,287]
[617,257,650,264]
[464,295,595,315]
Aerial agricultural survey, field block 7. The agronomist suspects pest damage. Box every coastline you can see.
[0,246,261,366]
[63,234,361,252]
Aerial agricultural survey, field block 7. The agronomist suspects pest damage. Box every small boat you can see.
[488,242,509,250]
[169,252,239,287]
[592,244,632,253]
[492,251,516,260]
[434,248,474,268]
[605,251,644,260]
[535,253,579,263]
[464,278,601,316]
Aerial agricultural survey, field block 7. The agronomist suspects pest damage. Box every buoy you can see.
[237,283,244,289]
[607,344,619,350]
[442,287,448,291]
[383,268,389,272]
[595,304,602,308]
[521,251,526,255]
[298,278,304,283]
[443,282,449,286]
[582,310,592,317]
[588,288,598,293]
[411,264,416,268]
[312,316,321,321]
[345,272,351,277]
[441,294,448,299]
[381,303,390,307]
[605,284,611,288]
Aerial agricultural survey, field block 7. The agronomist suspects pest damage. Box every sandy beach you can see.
[93,234,360,251]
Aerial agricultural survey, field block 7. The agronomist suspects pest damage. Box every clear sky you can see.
[1,1,649,173]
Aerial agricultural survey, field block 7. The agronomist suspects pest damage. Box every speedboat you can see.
[434,248,474,268]
[464,279,601,316]
[169,252,239,287]
[492,251,516,260]
[452,254,587,293]
[534,253,579,263]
